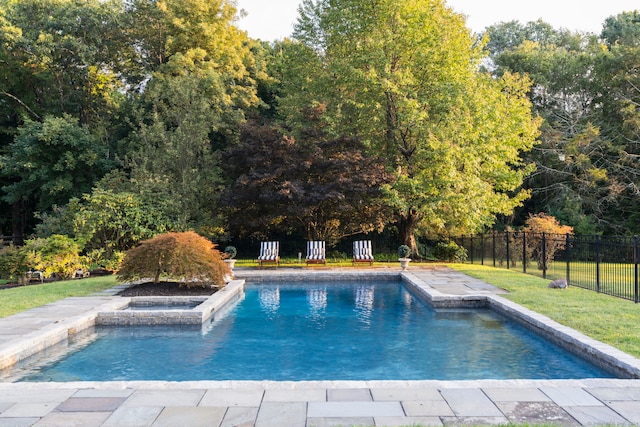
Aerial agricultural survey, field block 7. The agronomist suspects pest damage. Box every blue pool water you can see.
[12,281,613,381]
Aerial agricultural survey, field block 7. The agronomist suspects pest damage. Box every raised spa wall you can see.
[95,281,244,326]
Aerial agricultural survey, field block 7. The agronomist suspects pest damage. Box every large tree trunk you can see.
[397,208,421,256]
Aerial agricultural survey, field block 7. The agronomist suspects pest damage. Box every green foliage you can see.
[289,0,539,249]
[1,115,113,211]
[117,231,230,288]
[433,241,468,262]
[0,244,30,284]
[397,245,411,258]
[35,184,177,259]
[601,11,640,47]
[487,17,640,234]
[22,235,86,280]
[86,248,125,273]
[223,246,237,259]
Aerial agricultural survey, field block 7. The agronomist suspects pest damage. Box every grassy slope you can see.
[0,275,119,318]
[449,263,640,358]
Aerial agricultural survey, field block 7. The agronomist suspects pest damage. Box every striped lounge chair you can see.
[306,241,326,265]
[353,240,374,266]
[258,241,280,268]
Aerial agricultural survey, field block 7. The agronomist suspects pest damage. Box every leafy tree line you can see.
[482,12,640,235]
[0,0,636,266]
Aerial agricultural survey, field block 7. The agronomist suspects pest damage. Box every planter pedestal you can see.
[398,258,411,271]
[224,259,236,281]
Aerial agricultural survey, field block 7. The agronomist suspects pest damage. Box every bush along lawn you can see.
[449,263,640,359]
[0,275,119,318]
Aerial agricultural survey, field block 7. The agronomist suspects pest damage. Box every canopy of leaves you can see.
[36,185,176,256]
[1,115,113,211]
[221,119,392,244]
[288,0,539,245]
[487,15,640,235]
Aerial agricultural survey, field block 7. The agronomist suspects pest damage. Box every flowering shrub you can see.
[24,235,86,280]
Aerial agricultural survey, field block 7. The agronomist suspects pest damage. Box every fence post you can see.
[522,231,527,274]
[596,235,601,293]
[635,236,639,304]
[506,231,510,269]
[566,233,571,286]
[470,235,474,264]
[541,232,547,279]
[480,234,485,266]
[492,232,496,267]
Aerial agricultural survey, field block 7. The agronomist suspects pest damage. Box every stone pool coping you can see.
[401,272,640,380]
[2,268,640,381]
[2,268,640,425]
[95,280,244,326]
[0,280,245,370]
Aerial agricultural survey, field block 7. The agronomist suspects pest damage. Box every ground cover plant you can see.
[0,275,118,318]
[450,263,640,358]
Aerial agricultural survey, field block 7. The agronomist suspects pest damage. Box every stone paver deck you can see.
[0,266,639,426]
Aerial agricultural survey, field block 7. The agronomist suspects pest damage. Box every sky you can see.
[234,0,640,41]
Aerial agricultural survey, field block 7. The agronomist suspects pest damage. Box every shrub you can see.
[0,244,31,284]
[524,213,574,270]
[23,235,86,280]
[117,231,230,288]
[398,245,411,258]
[86,248,125,272]
[434,241,468,262]
[223,246,237,259]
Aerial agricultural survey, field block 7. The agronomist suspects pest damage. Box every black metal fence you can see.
[453,232,640,303]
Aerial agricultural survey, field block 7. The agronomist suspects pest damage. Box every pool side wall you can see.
[0,280,245,370]
[400,272,640,379]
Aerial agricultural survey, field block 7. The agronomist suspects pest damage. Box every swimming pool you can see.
[3,281,614,382]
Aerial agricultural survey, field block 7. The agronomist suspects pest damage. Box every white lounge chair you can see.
[258,241,280,268]
[353,240,374,266]
[306,241,326,265]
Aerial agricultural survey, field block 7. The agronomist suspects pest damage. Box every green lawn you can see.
[0,275,119,318]
[477,259,639,300]
[449,263,640,359]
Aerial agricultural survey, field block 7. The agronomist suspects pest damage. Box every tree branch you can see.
[0,91,41,120]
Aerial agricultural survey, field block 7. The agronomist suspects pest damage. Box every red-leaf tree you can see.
[221,119,393,245]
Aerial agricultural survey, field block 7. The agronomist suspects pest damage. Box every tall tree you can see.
[0,0,127,238]
[487,15,640,234]
[113,0,266,232]
[0,115,113,242]
[288,0,539,250]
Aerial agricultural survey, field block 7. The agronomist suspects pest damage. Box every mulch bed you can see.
[117,281,218,297]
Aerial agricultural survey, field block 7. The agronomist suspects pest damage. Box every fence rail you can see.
[453,232,640,303]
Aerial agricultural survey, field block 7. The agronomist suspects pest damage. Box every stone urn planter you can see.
[398,258,411,271]
[398,245,411,270]
[223,246,237,280]
[224,259,237,270]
